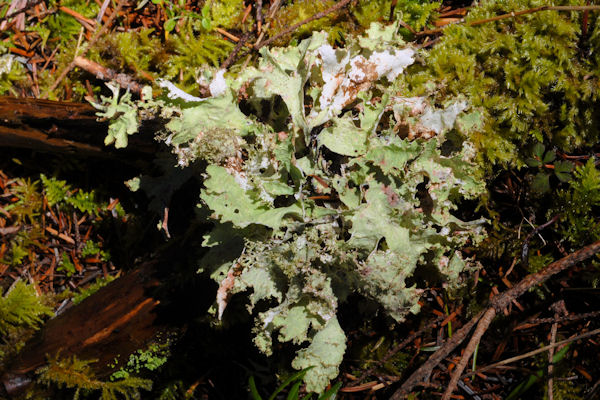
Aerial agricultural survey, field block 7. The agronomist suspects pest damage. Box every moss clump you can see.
[37,355,152,400]
[403,0,600,166]
[0,281,53,365]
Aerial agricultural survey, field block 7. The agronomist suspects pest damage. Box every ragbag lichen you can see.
[97,21,486,392]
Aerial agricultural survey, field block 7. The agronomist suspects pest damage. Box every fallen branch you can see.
[391,239,600,399]
[73,56,144,95]
[220,32,252,70]
[440,239,600,400]
[389,309,485,399]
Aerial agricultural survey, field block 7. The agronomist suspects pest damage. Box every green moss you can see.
[37,354,152,400]
[267,0,349,45]
[402,0,600,166]
[110,341,171,381]
[6,179,42,224]
[552,158,600,247]
[41,174,107,214]
[209,0,247,30]
[71,276,116,305]
[0,281,52,337]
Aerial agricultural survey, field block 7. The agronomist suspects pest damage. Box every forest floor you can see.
[1,0,600,399]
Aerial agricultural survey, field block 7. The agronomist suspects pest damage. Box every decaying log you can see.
[0,96,157,156]
[1,262,162,396]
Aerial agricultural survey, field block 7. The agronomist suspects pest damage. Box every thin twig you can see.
[42,0,124,98]
[256,0,263,33]
[515,309,600,329]
[441,308,496,400]
[0,0,43,24]
[417,5,600,36]
[392,239,600,399]
[256,0,353,49]
[390,309,485,399]
[439,240,600,400]
[73,56,144,94]
[221,32,252,70]
[462,327,600,377]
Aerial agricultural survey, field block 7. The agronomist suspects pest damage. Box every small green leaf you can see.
[201,3,210,17]
[525,157,542,168]
[270,368,312,400]
[554,160,574,182]
[532,142,545,159]
[542,149,556,164]
[201,18,212,30]
[164,18,177,32]
[531,172,550,193]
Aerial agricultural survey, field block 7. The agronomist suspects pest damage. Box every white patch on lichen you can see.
[420,101,468,134]
[157,79,204,102]
[209,69,228,97]
[371,49,415,81]
[311,45,415,122]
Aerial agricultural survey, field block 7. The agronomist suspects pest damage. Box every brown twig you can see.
[441,307,496,400]
[462,327,600,378]
[59,6,96,31]
[0,0,43,24]
[417,5,600,37]
[221,32,252,70]
[256,0,353,49]
[514,309,600,329]
[256,0,263,32]
[439,240,600,400]
[392,239,600,399]
[547,301,566,400]
[42,0,124,99]
[73,56,144,94]
[390,309,485,399]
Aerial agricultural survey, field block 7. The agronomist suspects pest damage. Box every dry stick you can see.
[417,5,600,36]
[392,239,600,399]
[0,0,44,23]
[256,0,353,50]
[221,32,251,70]
[463,327,600,377]
[253,0,281,48]
[441,308,496,400]
[547,301,567,400]
[41,0,124,99]
[389,309,485,400]
[516,309,600,328]
[73,56,144,94]
[439,239,600,400]
[256,0,263,33]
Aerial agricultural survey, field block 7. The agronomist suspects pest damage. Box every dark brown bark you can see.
[0,96,156,157]
[1,262,163,395]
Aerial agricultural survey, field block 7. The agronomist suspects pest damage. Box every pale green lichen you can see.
[100,23,487,392]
